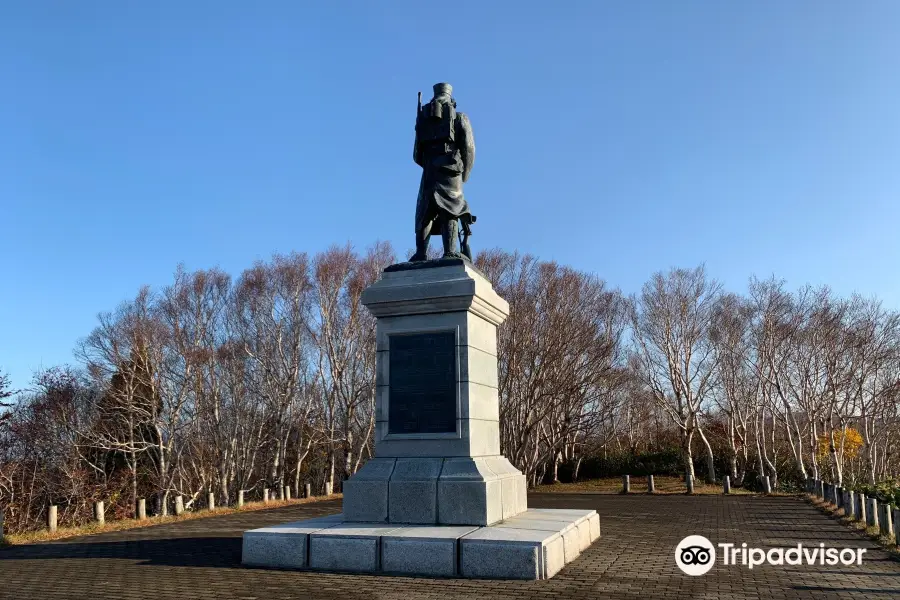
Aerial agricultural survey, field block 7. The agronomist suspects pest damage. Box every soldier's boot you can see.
[441,219,462,259]
[410,237,428,262]
[410,223,431,262]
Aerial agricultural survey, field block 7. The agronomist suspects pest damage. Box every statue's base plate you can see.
[385,256,488,278]
[241,508,600,580]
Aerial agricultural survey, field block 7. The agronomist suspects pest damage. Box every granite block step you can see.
[241,508,600,580]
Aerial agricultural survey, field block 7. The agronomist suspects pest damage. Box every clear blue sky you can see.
[2,2,900,391]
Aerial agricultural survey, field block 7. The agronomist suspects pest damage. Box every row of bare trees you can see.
[628,266,900,491]
[1,244,392,532]
[3,246,900,533]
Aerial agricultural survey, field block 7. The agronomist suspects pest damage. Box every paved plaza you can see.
[1,493,899,599]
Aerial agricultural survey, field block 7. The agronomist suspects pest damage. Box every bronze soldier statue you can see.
[410,82,476,261]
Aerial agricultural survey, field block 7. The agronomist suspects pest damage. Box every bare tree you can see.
[79,287,161,513]
[630,265,722,484]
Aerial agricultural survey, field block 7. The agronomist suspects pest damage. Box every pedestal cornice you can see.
[361,262,509,326]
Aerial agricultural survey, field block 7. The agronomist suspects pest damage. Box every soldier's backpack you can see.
[416,99,456,145]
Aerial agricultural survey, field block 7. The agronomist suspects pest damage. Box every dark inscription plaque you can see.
[388,331,457,434]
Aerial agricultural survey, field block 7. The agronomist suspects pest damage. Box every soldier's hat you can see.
[433,82,453,97]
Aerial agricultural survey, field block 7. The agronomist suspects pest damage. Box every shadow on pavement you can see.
[0,536,243,569]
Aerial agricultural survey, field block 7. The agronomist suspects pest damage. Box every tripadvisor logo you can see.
[675,535,868,576]
[676,535,716,575]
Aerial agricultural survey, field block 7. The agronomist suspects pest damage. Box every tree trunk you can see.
[551,451,561,484]
[129,450,138,517]
[271,438,282,489]
[158,489,169,517]
[808,421,820,480]
[696,426,716,484]
[682,428,695,483]
[727,417,738,480]
[328,450,336,493]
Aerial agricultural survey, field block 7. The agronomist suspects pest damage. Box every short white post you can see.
[237,490,244,508]
[263,488,269,503]
[305,483,312,498]
[723,476,731,494]
[892,507,900,544]
[174,495,184,516]
[48,505,58,532]
[880,503,893,537]
[284,486,291,501]
[867,498,879,528]
[136,498,146,520]
[647,475,655,494]
[622,475,630,494]
[325,481,333,496]
[94,501,105,525]
[207,492,215,511]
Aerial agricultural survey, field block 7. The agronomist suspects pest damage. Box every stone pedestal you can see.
[342,259,527,527]
[242,259,598,579]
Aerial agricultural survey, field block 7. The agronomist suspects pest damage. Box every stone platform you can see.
[242,508,600,580]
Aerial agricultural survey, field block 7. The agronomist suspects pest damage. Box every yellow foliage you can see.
[817,428,863,461]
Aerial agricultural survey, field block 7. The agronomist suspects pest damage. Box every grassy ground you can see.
[535,475,761,495]
[0,493,342,547]
[805,494,900,559]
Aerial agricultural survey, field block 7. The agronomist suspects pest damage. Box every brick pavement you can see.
[1,493,898,599]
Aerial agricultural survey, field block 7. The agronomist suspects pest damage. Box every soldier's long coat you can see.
[413,111,475,234]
